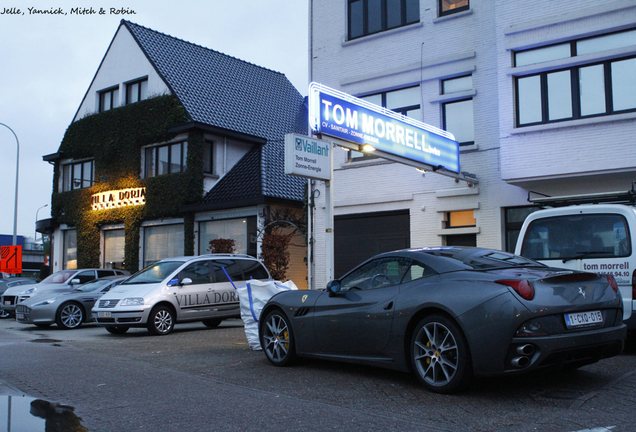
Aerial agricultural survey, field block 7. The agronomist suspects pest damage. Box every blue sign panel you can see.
[309,84,459,173]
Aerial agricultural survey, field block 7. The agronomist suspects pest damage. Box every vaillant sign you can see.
[285,133,332,181]
[308,82,459,173]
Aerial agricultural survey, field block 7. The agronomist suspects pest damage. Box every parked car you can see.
[92,254,271,335]
[515,188,636,330]
[0,277,37,318]
[1,269,129,317]
[259,247,626,394]
[16,276,128,329]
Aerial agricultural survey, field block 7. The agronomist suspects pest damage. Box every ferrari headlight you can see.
[32,298,56,307]
[120,297,144,306]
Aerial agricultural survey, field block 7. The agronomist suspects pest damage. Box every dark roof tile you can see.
[123,20,308,205]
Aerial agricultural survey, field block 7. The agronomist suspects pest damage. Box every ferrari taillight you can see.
[606,275,619,293]
[496,279,535,301]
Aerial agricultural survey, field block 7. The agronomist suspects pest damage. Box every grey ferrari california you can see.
[259,247,626,393]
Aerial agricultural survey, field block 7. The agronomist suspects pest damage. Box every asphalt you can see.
[1,319,636,431]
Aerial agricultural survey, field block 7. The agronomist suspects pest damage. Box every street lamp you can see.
[35,204,49,245]
[0,123,19,246]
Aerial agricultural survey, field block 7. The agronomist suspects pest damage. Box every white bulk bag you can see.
[236,280,297,350]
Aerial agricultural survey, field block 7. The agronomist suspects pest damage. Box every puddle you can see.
[29,339,64,347]
[0,395,88,431]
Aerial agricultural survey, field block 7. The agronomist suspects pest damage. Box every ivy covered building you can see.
[40,20,308,287]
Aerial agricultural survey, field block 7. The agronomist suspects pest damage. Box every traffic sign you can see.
[0,245,22,274]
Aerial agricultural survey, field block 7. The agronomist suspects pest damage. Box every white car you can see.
[91,254,271,335]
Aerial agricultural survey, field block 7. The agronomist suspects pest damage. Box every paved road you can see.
[1,318,635,431]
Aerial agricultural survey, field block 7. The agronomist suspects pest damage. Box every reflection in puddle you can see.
[0,395,88,431]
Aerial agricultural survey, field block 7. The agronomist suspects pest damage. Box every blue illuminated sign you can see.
[309,83,459,173]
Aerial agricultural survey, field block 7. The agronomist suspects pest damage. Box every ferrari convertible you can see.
[259,247,626,393]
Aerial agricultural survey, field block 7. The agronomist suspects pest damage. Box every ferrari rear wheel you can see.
[411,314,471,394]
[260,310,296,366]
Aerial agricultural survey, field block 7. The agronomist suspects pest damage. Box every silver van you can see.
[91,254,271,335]
[515,188,636,330]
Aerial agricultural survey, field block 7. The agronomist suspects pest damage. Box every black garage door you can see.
[334,210,410,278]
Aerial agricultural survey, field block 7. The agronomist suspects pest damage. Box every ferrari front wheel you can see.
[260,310,297,366]
[411,314,471,394]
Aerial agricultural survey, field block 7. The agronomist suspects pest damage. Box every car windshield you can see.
[73,279,114,292]
[40,270,77,284]
[122,261,183,284]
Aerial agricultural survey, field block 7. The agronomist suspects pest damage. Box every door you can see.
[174,260,215,320]
[313,257,411,355]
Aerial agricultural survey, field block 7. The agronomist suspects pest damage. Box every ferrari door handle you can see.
[384,302,393,310]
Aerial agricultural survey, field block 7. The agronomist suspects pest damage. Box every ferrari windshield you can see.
[122,261,183,284]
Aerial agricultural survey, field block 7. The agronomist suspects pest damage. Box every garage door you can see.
[334,210,410,278]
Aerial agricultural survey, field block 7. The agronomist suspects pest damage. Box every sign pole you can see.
[324,142,334,282]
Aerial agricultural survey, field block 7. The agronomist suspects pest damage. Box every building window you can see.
[99,86,119,112]
[348,0,419,40]
[198,217,257,257]
[439,0,469,17]
[504,206,539,253]
[143,224,184,267]
[63,230,77,270]
[144,142,188,178]
[441,76,474,146]
[350,86,420,161]
[203,141,214,174]
[443,210,476,247]
[514,29,636,127]
[444,210,476,229]
[62,160,94,192]
[126,78,148,105]
[103,229,125,270]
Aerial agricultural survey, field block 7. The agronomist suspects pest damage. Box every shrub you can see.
[207,238,236,254]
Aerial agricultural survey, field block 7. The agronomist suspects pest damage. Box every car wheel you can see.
[0,310,10,319]
[260,310,297,366]
[56,302,84,330]
[411,314,471,394]
[147,305,175,335]
[202,318,222,328]
[105,326,129,335]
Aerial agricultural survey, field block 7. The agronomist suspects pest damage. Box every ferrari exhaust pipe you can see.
[511,356,530,368]
[516,344,535,356]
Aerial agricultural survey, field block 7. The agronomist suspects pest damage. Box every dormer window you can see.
[99,86,119,112]
[144,142,188,178]
[126,78,148,104]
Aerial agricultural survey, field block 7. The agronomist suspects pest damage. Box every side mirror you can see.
[180,278,193,286]
[326,280,341,297]
[69,278,81,285]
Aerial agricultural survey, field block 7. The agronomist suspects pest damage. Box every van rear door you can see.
[516,208,634,323]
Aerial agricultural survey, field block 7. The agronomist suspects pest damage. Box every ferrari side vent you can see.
[295,307,310,318]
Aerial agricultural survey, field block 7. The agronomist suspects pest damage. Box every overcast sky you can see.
[0,0,309,241]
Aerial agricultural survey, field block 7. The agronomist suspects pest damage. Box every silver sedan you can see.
[16,276,127,329]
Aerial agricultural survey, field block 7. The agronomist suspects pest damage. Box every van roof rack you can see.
[528,181,636,207]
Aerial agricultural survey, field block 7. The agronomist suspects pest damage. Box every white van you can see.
[515,187,636,330]
[91,254,271,335]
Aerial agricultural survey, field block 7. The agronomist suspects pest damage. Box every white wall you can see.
[73,24,170,121]
[308,0,636,289]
